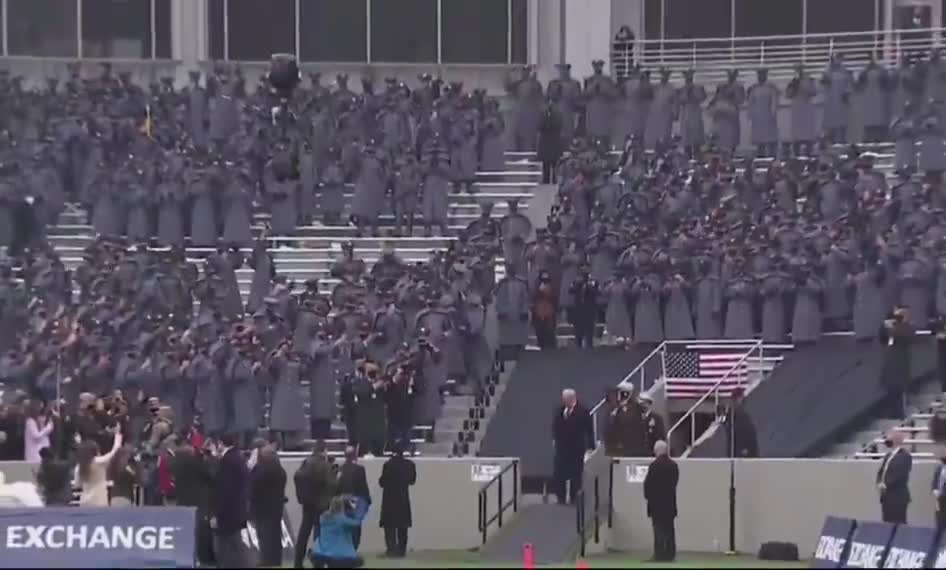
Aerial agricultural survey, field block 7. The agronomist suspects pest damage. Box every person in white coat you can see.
[74,427,123,507]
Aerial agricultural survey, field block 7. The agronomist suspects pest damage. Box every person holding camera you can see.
[310,496,365,569]
[74,425,123,507]
[880,306,916,419]
[23,399,54,463]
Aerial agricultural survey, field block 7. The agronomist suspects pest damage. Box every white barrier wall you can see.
[0,457,520,555]
[611,458,940,557]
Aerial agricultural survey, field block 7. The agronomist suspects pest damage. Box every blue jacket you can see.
[312,512,361,560]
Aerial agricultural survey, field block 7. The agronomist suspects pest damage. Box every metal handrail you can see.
[589,342,668,442]
[574,475,601,559]
[666,340,764,453]
[476,459,519,545]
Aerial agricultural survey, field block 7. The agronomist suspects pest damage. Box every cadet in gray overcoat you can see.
[268,348,307,442]
[548,64,583,144]
[857,56,890,142]
[352,144,388,237]
[495,267,530,351]
[677,70,706,156]
[791,272,824,344]
[603,276,632,342]
[747,69,780,157]
[787,64,818,156]
[821,54,854,143]
[853,264,888,341]
[584,60,617,146]
[723,272,755,339]
[663,273,694,340]
[645,69,677,149]
[506,66,544,151]
[633,273,664,343]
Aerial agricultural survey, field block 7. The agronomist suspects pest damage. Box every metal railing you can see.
[589,342,669,444]
[666,340,764,454]
[619,27,946,84]
[476,459,519,545]
[574,475,601,559]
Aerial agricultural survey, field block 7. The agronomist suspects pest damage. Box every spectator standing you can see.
[35,447,72,506]
[723,388,759,458]
[336,446,372,550]
[0,404,25,461]
[643,441,679,563]
[293,441,337,568]
[74,428,123,507]
[537,102,563,184]
[249,444,287,568]
[877,429,912,524]
[210,433,251,568]
[107,445,139,507]
[172,444,215,566]
[379,444,417,558]
[23,400,54,462]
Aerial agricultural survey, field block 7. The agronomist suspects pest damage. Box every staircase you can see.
[830,378,944,460]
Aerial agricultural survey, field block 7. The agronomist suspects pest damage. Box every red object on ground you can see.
[576,559,589,569]
[522,542,535,569]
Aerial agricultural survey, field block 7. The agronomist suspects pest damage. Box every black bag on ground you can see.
[758,541,800,561]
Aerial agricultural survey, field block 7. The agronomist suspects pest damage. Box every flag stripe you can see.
[666,351,750,398]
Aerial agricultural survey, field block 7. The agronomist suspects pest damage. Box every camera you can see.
[268,54,300,98]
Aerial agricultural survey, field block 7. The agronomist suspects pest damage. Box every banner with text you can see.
[838,520,897,569]
[0,507,196,568]
[811,516,857,568]
[883,524,938,568]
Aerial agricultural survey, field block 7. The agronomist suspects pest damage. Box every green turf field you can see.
[360,550,809,568]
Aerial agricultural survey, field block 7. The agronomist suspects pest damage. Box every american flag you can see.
[664,350,749,399]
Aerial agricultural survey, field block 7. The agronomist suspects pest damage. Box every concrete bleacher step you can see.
[837,379,946,459]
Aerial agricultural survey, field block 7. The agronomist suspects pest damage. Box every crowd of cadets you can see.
[490,49,946,350]
[3,49,946,458]
[0,226,508,458]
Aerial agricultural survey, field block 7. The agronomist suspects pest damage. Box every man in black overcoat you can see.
[211,432,251,568]
[879,307,916,419]
[171,443,215,565]
[643,440,679,562]
[723,388,759,458]
[249,445,288,567]
[379,444,417,558]
[552,388,595,505]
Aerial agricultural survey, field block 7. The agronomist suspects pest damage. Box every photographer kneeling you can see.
[310,496,364,569]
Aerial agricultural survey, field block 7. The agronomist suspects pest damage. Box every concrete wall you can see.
[0,457,520,555]
[610,458,939,558]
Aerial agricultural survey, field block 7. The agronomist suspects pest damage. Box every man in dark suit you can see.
[724,388,759,458]
[171,443,215,565]
[211,433,251,568]
[379,443,417,558]
[336,445,372,549]
[552,388,595,505]
[292,441,337,568]
[877,429,912,524]
[643,441,679,562]
[250,445,287,567]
